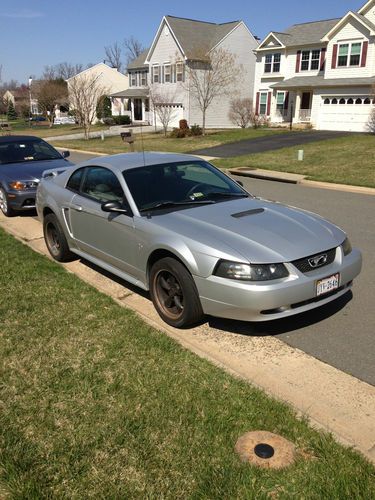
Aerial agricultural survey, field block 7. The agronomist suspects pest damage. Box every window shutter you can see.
[182,64,186,82]
[284,91,289,110]
[161,65,164,83]
[267,92,272,116]
[151,66,154,83]
[331,44,338,69]
[172,64,176,83]
[296,50,301,73]
[255,92,260,116]
[361,41,368,67]
[320,48,327,71]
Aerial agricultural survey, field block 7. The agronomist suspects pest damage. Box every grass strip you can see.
[214,135,375,188]
[0,228,374,498]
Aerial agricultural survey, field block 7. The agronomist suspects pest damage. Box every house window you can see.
[339,98,346,104]
[364,97,371,104]
[355,98,363,104]
[324,98,330,104]
[176,62,184,82]
[337,42,362,67]
[141,72,147,86]
[164,64,171,83]
[259,92,268,114]
[153,66,160,83]
[276,92,285,111]
[130,73,137,86]
[301,50,321,71]
[264,53,281,73]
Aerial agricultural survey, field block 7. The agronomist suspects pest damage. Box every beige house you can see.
[67,63,129,122]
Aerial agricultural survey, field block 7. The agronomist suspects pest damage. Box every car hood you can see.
[0,159,72,183]
[150,197,346,263]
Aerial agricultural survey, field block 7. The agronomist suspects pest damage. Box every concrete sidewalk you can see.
[1,213,375,465]
[46,124,155,142]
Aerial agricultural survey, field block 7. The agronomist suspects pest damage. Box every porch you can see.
[110,88,151,124]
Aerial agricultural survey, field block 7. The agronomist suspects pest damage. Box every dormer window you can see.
[301,50,321,71]
[338,42,362,67]
[264,53,281,73]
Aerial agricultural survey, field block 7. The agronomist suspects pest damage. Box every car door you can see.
[68,165,140,279]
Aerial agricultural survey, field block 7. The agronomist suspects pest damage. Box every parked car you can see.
[0,136,72,216]
[54,116,76,125]
[36,153,362,328]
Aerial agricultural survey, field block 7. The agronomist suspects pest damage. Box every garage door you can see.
[154,104,184,129]
[319,97,373,132]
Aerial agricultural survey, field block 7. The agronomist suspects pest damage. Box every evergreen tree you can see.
[7,101,18,120]
[96,95,112,120]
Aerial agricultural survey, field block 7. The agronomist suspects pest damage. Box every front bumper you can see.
[194,247,362,322]
[6,189,37,211]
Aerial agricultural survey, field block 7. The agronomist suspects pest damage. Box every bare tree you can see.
[43,63,84,81]
[68,74,107,139]
[228,98,254,128]
[149,86,178,136]
[185,48,242,135]
[104,42,123,72]
[36,80,68,127]
[124,36,144,65]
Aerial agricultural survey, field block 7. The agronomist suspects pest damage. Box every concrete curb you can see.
[229,168,375,195]
[1,213,374,465]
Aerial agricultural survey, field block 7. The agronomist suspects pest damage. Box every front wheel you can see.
[150,257,204,328]
[43,213,76,262]
[0,188,15,217]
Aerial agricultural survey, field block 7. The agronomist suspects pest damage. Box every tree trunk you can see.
[202,109,206,136]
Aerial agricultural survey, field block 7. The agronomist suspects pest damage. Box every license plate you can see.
[316,273,340,297]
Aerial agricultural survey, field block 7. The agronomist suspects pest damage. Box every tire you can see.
[150,257,204,328]
[0,187,16,217]
[43,213,76,262]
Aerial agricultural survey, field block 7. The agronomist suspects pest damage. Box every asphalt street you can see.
[62,151,375,385]
[190,130,351,157]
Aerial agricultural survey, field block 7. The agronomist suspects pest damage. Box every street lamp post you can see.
[28,76,32,127]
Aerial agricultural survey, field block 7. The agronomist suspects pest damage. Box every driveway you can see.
[190,130,352,157]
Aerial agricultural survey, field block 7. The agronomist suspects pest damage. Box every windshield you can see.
[0,139,62,165]
[123,160,249,213]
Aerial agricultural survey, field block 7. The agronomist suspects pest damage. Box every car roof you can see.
[81,152,206,172]
[0,135,43,144]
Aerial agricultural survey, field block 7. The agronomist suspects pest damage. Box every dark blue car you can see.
[0,135,73,216]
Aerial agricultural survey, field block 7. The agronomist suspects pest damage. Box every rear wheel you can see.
[0,187,15,217]
[43,213,76,262]
[150,257,204,328]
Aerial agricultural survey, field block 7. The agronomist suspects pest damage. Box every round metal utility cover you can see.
[235,431,296,469]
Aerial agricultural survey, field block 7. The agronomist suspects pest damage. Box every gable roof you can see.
[358,0,375,15]
[321,11,375,41]
[66,63,127,82]
[127,49,149,70]
[146,15,246,61]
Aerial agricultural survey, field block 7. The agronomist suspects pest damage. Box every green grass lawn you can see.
[0,228,374,498]
[0,117,107,138]
[214,134,375,188]
[52,128,284,154]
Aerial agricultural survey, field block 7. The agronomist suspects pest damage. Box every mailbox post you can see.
[120,129,135,152]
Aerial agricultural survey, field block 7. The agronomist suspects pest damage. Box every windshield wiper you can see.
[205,191,249,199]
[140,199,215,212]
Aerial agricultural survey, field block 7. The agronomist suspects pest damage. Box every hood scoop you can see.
[231,208,265,219]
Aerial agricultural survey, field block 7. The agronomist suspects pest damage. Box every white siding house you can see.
[111,15,258,128]
[254,0,375,132]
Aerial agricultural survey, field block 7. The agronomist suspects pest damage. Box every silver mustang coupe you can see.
[36,152,362,328]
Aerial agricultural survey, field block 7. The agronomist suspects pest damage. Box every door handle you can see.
[71,204,83,211]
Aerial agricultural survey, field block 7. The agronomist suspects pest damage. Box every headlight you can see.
[214,260,289,281]
[9,180,39,191]
[341,237,352,256]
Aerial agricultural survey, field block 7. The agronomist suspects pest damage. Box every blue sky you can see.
[0,0,365,83]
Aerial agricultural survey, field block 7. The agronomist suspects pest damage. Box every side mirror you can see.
[62,150,70,158]
[101,200,128,214]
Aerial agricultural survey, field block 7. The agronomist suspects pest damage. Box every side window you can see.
[81,167,124,203]
[66,168,85,192]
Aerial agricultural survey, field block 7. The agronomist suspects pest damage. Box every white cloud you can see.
[0,9,44,19]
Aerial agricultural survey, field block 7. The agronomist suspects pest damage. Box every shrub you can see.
[7,101,18,121]
[113,115,131,125]
[228,98,254,128]
[179,119,189,130]
[102,117,115,126]
[170,127,188,138]
[190,124,202,136]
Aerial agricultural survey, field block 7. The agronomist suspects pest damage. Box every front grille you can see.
[291,247,337,274]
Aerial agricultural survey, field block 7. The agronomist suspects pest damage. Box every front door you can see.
[134,99,143,121]
[301,92,311,110]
